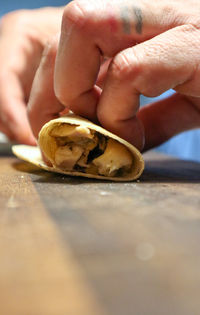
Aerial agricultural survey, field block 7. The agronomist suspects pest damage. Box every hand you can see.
[28,0,200,151]
[0,7,63,144]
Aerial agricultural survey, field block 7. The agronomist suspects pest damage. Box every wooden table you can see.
[0,145,200,315]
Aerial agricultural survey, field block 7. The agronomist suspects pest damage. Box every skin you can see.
[133,6,142,34]
[28,0,200,152]
[0,7,63,144]
[1,1,200,153]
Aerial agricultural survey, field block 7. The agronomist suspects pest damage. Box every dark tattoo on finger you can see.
[120,5,143,35]
[133,6,143,34]
[120,7,131,34]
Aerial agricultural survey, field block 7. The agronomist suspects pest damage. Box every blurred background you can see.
[0,0,66,16]
[1,0,200,162]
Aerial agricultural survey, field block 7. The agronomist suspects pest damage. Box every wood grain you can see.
[0,150,200,315]
[0,158,105,315]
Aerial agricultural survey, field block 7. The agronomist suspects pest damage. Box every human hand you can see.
[0,7,63,144]
[28,0,200,151]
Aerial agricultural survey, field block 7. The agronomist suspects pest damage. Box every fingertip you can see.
[26,135,37,146]
[115,117,145,151]
[0,106,37,145]
[13,126,37,145]
[98,109,145,151]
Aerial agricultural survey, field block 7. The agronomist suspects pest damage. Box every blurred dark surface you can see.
[0,151,200,314]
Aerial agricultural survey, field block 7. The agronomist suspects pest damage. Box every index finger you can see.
[54,1,148,116]
[54,3,102,120]
[55,0,189,107]
[54,0,192,148]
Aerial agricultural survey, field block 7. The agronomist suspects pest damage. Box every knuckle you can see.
[109,52,132,81]
[63,1,86,28]
[109,47,158,97]
[63,0,98,30]
[109,48,143,83]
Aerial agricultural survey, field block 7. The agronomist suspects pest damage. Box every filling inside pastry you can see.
[50,124,133,177]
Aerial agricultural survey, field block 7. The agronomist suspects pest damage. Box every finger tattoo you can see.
[133,6,142,34]
[120,6,143,35]
[120,7,131,34]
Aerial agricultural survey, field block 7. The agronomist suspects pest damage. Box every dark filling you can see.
[87,145,104,163]
[74,165,86,172]
[53,129,132,177]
